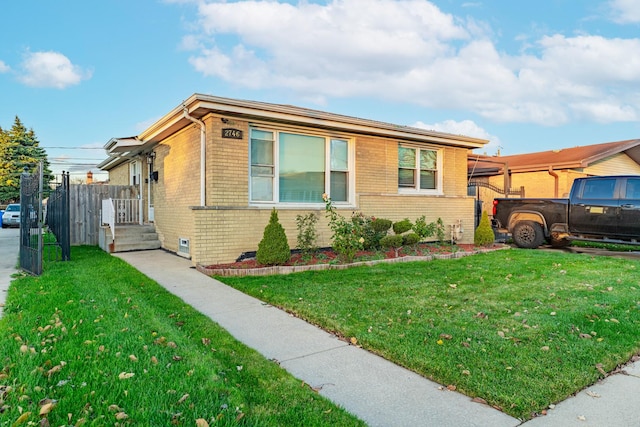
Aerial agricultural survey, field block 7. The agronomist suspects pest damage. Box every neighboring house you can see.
[468,139,640,213]
[99,93,488,266]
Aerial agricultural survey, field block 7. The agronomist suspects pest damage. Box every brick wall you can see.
[145,115,475,266]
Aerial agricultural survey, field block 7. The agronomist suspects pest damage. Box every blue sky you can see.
[2,0,640,181]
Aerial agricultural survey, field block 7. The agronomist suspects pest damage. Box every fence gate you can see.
[19,164,44,275]
[46,171,71,261]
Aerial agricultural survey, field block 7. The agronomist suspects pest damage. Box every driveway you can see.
[0,227,20,318]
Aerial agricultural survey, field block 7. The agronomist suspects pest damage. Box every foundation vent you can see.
[178,238,190,258]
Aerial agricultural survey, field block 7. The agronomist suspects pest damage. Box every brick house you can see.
[468,139,640,214]
[99,94,488,266]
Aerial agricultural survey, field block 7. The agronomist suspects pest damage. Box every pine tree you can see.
[474,211,495,246]
[256,208,291,266]
[0,116,54,203]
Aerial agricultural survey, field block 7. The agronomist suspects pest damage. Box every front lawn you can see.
[218,249,640,420]
[0,246,365,427]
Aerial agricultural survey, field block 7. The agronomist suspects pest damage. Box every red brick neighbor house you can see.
[99,93,488,266]
[468,139,640,214]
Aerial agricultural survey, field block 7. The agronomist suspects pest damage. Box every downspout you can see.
[548,167,559,198]
[183,106,206,206]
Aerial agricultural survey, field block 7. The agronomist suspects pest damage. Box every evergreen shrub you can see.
[256,208,291,265]
[474,211,495,246]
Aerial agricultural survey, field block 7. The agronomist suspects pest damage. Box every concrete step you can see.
[103,224,162,253]
[113,240,161,252]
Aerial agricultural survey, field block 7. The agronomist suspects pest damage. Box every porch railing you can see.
[101,198,142,241]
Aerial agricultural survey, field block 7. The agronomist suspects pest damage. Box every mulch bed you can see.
[197,243,506,277]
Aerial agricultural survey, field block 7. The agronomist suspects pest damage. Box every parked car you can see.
[492,175,640,248]
[2,204,21,228]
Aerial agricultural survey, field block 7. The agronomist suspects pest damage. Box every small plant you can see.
[412,215,436,240]
[381,219,415,257]
[295,212,318,258]
[435,218,446,243]
[323,195,364,263]
[256,208,291,266]
[474,211,495,246]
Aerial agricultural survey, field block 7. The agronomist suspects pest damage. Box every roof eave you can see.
[138,94,488,149]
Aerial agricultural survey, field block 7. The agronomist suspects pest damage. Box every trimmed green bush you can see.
[380,234,404,249]
[474,211,495,246]
[256,208,291,265]
[371,218,392,233]
[403,232,420,246]
[392,219,413,235]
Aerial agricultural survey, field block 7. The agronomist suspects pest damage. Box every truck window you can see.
[624,178,640,199]
[581,179,616,199]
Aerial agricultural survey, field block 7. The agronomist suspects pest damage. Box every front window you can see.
[250,129,351,204]
[398,145,441,192]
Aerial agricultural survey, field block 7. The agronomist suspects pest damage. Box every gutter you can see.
[183,106,206,206]
[548,167,559,197]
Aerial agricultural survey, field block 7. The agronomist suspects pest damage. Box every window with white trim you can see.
[398,145,441,192]
[250,128,351,203]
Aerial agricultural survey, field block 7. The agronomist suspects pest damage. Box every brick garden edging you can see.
[196,246,509,277]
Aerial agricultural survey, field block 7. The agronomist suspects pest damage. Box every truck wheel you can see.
[512,221,544,249]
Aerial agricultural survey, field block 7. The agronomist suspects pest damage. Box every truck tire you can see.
[512,221,544,249]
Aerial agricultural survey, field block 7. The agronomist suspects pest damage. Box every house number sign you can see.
[222,128,243,139]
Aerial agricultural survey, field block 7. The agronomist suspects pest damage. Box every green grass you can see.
[218,249,640,420]
[0,246,365,427]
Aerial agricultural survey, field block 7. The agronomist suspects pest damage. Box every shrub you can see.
[324,195,364,263]
[256,208,291,266]
[393,219,413,235]
[371,218,392,233]
[412,215,436,239]
[360,217,392,249]
[403,232,420,246]
[295,212,318,257]
[435,218,446,243]
[474,211,495,246]
[380,234,403,251]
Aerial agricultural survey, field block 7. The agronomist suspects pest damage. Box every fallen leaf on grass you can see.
[195,419,210,427]
[39,402,56,416]
[115,412,128,420]
[472,397,487,405]
[350,337,358,345]
[118,372,135,380]
[177,394,189,405]
[439,334,452,340]
[447,384,456,391]
[596,364,607,376]
[12,412,31,425]
[579,333,592,339]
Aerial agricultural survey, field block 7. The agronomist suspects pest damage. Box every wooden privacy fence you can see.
[69,185,139,245]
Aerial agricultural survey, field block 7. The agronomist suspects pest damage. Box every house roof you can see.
[468,139,640,177]
[100,93,488,170]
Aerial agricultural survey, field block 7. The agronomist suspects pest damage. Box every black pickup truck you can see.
[492,175,640,248]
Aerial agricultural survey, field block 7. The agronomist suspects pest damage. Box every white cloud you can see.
[0,60,10,73]
[609,0,640,23]
[179,0,640,126]
[18,51,92,89]
[413,119,501,154]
